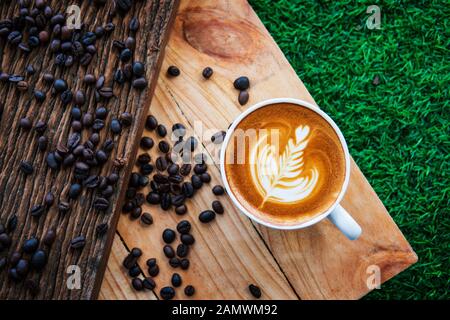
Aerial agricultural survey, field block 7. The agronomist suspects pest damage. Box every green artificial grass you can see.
[250,0,449,299]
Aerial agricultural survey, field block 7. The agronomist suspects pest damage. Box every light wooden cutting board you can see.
[99,0,417,300]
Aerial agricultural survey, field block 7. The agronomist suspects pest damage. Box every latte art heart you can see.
[250,126,319,206]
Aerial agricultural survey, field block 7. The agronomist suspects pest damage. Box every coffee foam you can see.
[224,103,346,226]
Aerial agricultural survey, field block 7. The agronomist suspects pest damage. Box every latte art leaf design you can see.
[250,126,319,206]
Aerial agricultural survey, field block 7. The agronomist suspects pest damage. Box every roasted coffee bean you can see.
[145,258,157,269]
[202,67,213,79]
[129,17,140,32]
[167,66,180,77]
[70,236,86,250]
[43,192,54,207]
[181,234,195,246]
[212,200,224,214]
[132,61,145,77]
[180,164,192,176]
[172,123,186,138]
[170,182,182,194]
[158,140,170,153]
[194,163,207,175]
[101,185,114,198]
[238,90,249,105]
[137,153,151,165]
[111,118,122,134]
[148,264,160,277]
[71,107,82,120]
[132,278,143,291]
[121,36,135,50]
[30,250,47,270]
[43,228,56,246]
[71,120,82,132]
[119,112,133,126]
[129,173,140,188]
[212,185,225,195]
[176,220,191,235]
[234,76,250,90]
[122,201,135,213]
[133,77,148,89]
[58,201,70,214]
[171,273,182,287]
[53,79,67,92]
[143,277,156,290]
[20,160,34,175]
[10,251,21,266]
[163,245,175,258]
[200,172,211,183]
[30,205,44,218]
[156,124,167,137]
[17,80,28,91]
[199,210,216,223]
[92,119,105,131]
[123,254,138,270]
[249,284,262,298]
[120,48,132,62]
[84,74,96,85]
[154,173,169,184]
[160,193,171,211]
[46,152,60,169]
[176,243,189,258]
[140,137,154,150]
[22,237,39,253]
[140,163,154,175]
[182,182,195,198]
[171,195,185,208]
[98,87,113,98]
[93,197,109,211]
[8,75,24,83]
[163,229,176,244]
[155,156,169,171]
[141,212,153,225]
[36,135,48,151]
[6,215,18,233]
[130,206,142,220]
[82,175,99,189]
[8,268,21,282]
[68,183,82,199]
[67,132,81,150]
[103,139,115,152]
[146,192,160,204]
[19,117,32,130]
[175,205,188,216]
[129,265,141,278]
[0,233,12,248]
[180,258,190,270]
[160,286,175,300]
[184,285,195,296]
[33,121,47,134]
[16,259,29,276]
[108,173,120,185]
[191,175,203,189]
[145,115,158,130]
[211,130,226,144]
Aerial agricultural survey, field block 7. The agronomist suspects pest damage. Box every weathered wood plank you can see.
[103,0,416,300]
[0,0,179,299]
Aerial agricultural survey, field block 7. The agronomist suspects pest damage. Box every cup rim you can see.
[219,98,351,230]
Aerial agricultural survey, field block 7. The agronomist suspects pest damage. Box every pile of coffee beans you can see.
[0,0,151,295]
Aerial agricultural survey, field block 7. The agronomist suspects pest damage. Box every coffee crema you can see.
[224,103,347,226]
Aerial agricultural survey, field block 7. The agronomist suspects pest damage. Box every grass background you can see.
[249,0,449,299]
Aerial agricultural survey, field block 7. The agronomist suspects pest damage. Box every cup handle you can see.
[327,205,362,240]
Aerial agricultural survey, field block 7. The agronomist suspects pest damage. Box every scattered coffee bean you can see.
[30,250,47,270]
[20,160,34,175]
[131,248,142,258]
[145,115,158,130]
[129,265,141,278]
[159,140,170,153]
[146,258,157,268]
[119,112,133,126]
[0,233,12,248]
[43,228,56,246]
[194,163,207,175]
[6,215,18,232]
[16,259,29,276]
[181,234,195,246]
[212,200,225,214]
[163,229,176,244]
[58,201,70,214]
[163,245,175,258]
[111,118,122,134]
[180,164,192,176]
[140,136,154,149]
[211,131,226,144]
[37,136,48,151]
[148,264,160,277]
[234,76,250,90]
[202,67,213,79]
[212,185,225,195]
[176,243,189,258]
[249,284,262,298]
[160,286,176,300]
[199,210,216,223]
[19,117,32,130]
[70,235,86,250]
[238,90,249,105]
[156,156,169,171]
[177,220,191,234]
[143,277,156,290]
[22,237,39,253]
[180,258,190,270]
[140,212,153,225]
[200,173,211,183]
[30,204,45,218]
[156,124,167,137]
[184,285,195,296]
[167,66,180,77]
[175,205,188,215]
[171,273,182,287]
[191,175,203,189]
[132,278,144,291]
[69,183,82,199]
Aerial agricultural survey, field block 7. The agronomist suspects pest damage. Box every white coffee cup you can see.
[220,98,362,240]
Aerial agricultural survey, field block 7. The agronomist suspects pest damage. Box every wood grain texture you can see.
[101,0,417,300]
[0,0,178,299]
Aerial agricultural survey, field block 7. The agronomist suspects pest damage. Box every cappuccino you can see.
[224,103,347,226]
